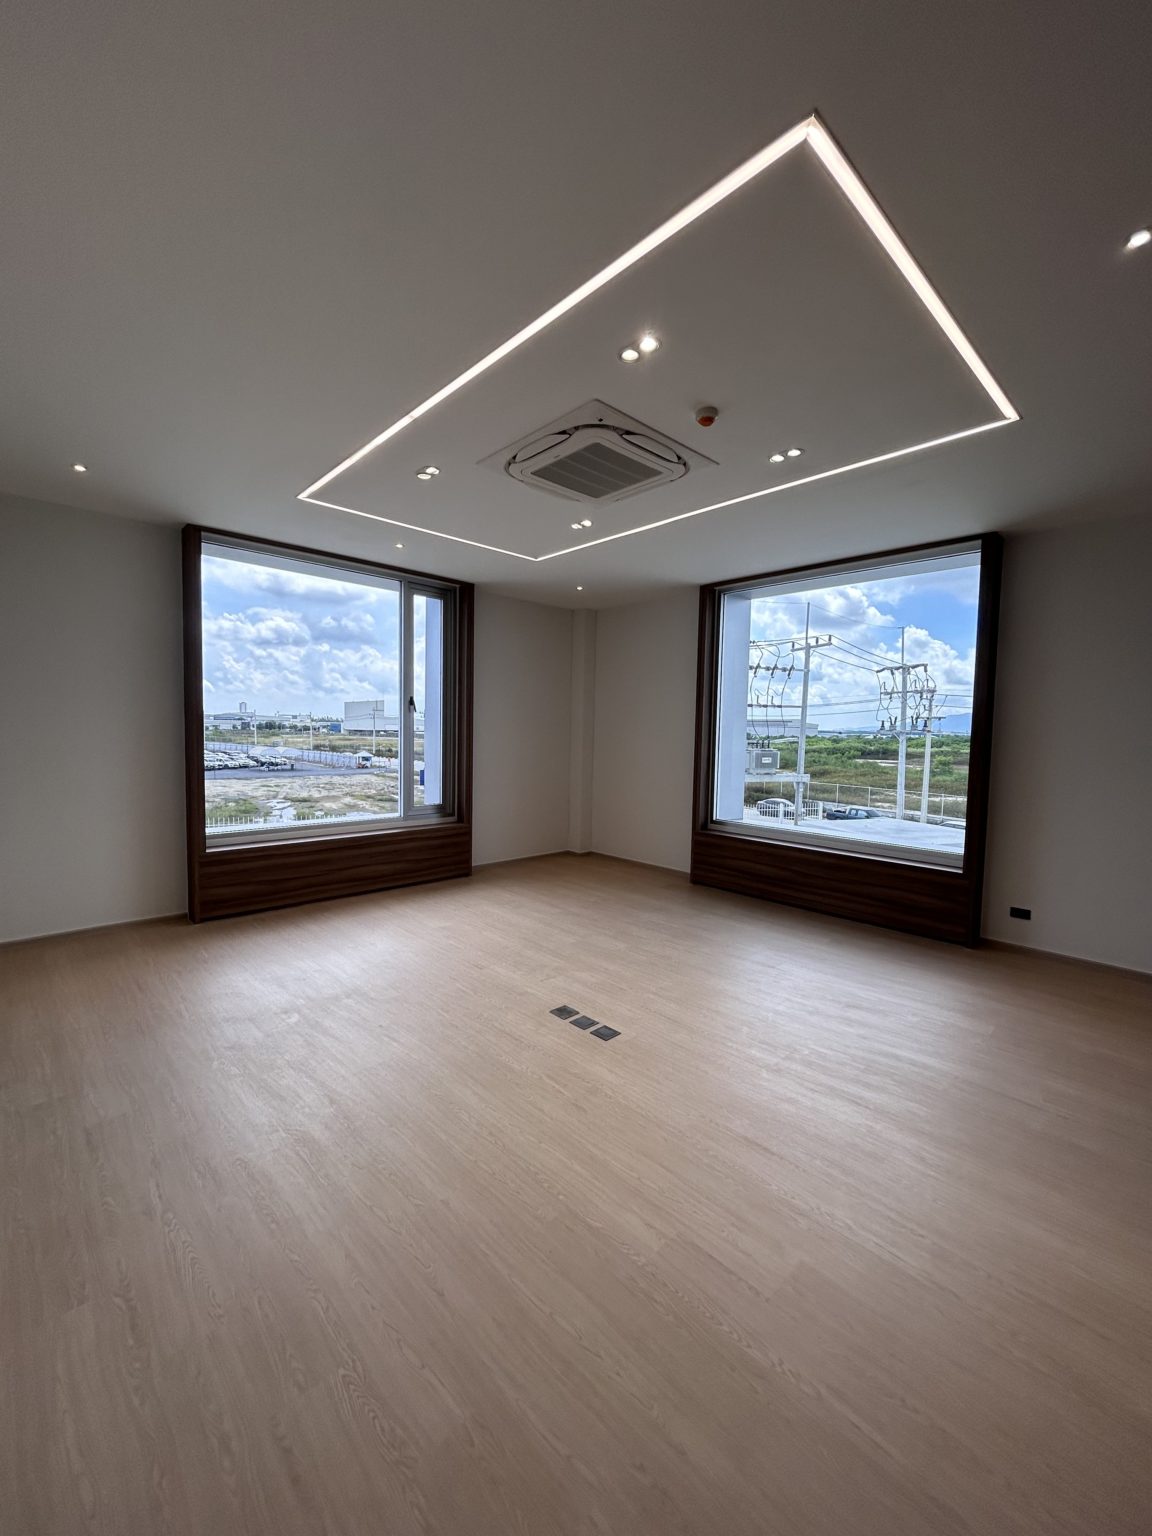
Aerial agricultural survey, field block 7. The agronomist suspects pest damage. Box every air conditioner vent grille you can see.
[482,399,717,507]
[528,441,665,499]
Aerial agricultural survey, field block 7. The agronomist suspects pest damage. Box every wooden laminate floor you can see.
[2,854,1151,1536]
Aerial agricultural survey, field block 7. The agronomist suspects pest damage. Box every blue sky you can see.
[201,554,402,717]
[748,561,980,732]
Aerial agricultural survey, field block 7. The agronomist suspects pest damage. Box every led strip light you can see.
[299,114,1018,562]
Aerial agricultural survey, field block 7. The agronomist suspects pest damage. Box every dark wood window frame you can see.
[183,525,473,921]
[690,533,1002,945]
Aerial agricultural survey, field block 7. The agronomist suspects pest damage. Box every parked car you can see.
[823,805,888,820]
[754,798,797,819]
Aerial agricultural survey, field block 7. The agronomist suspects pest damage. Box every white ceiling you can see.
[1,0,1149,607]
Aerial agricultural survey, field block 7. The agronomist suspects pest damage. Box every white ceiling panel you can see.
[313,139,999,560]
[1,0,1149,606]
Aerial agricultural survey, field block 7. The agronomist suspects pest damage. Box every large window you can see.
[694,536,1000,944]
[183,527,472,921]
[712,542,984,868]
[200,540,454,842]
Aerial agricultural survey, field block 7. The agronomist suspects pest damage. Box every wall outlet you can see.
[1009,906,1032,921]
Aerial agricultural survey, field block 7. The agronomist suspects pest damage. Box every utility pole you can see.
[918,698,936,823]
[794,604,813,821]
[876,632,934,824]
[791,607,834,821]
[895,627,908,820]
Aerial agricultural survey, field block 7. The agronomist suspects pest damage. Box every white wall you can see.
[0,495,187,941]
[591,588,699,872]
[587,523,1152,974]
[567,610,597,854]
[983,514,1152,970]
[472,591,573,866]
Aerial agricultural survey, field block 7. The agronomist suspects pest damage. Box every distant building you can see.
[344,699,400,733]
[205,710,350,733]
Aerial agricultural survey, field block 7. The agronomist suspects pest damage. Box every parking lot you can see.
[205,760,387,779]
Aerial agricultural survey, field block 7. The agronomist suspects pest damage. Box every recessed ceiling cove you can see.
[299,115,1017,562]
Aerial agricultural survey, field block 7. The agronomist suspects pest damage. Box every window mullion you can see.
[400,580,415,819]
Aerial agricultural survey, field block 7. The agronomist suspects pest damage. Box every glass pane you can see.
[412,592,445,809]
[714,547,981,867]
[201,545,401,838]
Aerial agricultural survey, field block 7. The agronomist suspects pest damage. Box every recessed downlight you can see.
[769,452,785,464]
[1126,228,1151,251]
[571,522,583,530]
[638,333,660,354]
[619,346,640,363]
[416,465,439,479]
[395,542,404,548]
[576,585,584,592]
[72,462,88,472]
[786,446,804,457]
[580,518,592,528]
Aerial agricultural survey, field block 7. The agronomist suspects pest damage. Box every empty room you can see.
[2,3,1151,1532]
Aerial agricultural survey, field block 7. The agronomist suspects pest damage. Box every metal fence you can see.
[808,780,966,823]
[205,812,284,833]
[746,779,967,825]
[205,808,392,834]
[204,746,399,772]
[279,746,375,769]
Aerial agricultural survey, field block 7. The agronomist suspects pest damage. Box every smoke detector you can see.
[482,399,715,506]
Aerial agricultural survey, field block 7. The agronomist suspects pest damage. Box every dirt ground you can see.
[205,771,399,826]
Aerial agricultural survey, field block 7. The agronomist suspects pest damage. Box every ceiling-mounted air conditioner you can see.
[482,399,716,506]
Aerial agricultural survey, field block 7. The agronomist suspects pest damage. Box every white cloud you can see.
[202,555,392,606]
[746,570,976,731]
[200,553,420,715]
[204,608,311,646]
[318,611,376,640]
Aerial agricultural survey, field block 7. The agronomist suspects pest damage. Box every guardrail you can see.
[750,798,823,819]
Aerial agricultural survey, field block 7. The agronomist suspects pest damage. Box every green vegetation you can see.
[205,795,266,824]
[744,733,971,814]
[203,727,423,758]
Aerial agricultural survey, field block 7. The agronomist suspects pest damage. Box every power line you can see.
[820,649,887,674]
[824,633,905,666]
[752,596,903,634]
[807,602,903,634]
